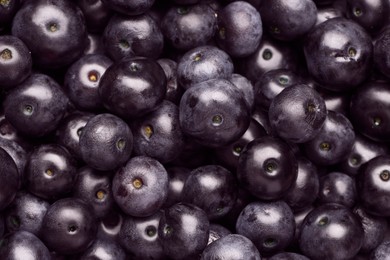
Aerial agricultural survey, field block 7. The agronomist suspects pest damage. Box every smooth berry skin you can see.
[25,144,78,201]
[162,4,217,51]
[350,81,390,142]
[214,119,266,171]
[283,156,320,212]
[303,110,355,166]
[181,165,238,220]
[254,68,301,111]
[3,73,70,138]
[164,166,191,208]
[99,56,167,119]
[11,0,88,69]
[112,156,168,217]
[238,35,299,83]
[0,231,51,260]
[77,0,113,33]
[236,201,295,256]
[304,18,373,91]
[338,133,390,176]
[0,35,32,89]
[55,111,94,160]
[101,0,155,16]
[317,172,357,208]
[269,84,327,143]
[177,45,234,90]
[229,73,256,111]
[103,13,163,61]
[79,238,126,260]
[346,0,389,33]
[0,0,20,28]
[5,191,49,236]
[179,78,250,148]
[259,0,317,41]
[354,206,388,253]
[79,113,133,171]
[357,155,390,217]
[216,1,262,58]
[73,166,115,219]
[158,203,210,260]
[299,203,364,260]
[118,211,165,259]
[64,54,113,112]
[131,100,185,164]
[201,234,261,260]
[40,198,98,255]
[237,136,298,200]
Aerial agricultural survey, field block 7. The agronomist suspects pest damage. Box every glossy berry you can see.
[304,18,373,91]
[259,0,317,41]
[237,136,298,200]
[214,119,266,171]
[177,45,234,90]
[73,166,115,219]
[0,35,32,89]
[40,198,98,255]
[5,191,49,236]
[99,56,167,119]
[158,203,210,260]
[79,238,126,260]
[162,4,217,51]
[112,156,168,217]
[303,110,355,166]
[299,203,364,260]
[3,73,70,137]
[201,234,261,260]
[236,200,295,256]
[350,81,390,142]
[346,0,389,33]
[103,13,164,61]
[0,231,51,260]
[268,84,327,143]
[283,156,320,212]
[118,211,165,259]
[11,0,88,68]
[79,113,133,171]
[317,172,357,208]
[131,100,185,164]
[254,68,301,111]
[55,111,94,160]
[25,144,77,201]
[64,54,112,112]
[179,78,250,147]
[181,165,238,220]
[357,155,390,217]
[216,1,262,58]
